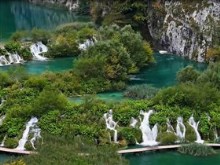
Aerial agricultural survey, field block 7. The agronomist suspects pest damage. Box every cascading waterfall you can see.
[0,98,6,107]
[16,117,39,150]
[176,117,186,140]
[0,135,7,147]
[130,117,138,128]
[0,56,10,66]
[30,42,48,61]
[188,115,204,144]
[0,53,24,66]
[0,115,6,126]
[139,110,158,146]
[103,109,118,143]
[78,37,96,51]
[8,53,24,64]
[166,118,175,133]
[30,126,42,149]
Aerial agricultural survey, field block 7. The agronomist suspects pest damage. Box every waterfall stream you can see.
[139,110,158,146]
[188,116,204,144]
[103,109,118,143]
[30,42,48,61]
[16,117,39,150]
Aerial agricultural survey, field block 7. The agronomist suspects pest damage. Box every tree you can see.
[177,66,200,83]
[32,87,68,116]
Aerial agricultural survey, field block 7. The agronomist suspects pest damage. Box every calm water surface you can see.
[0,0,89,41]
[125,151,220,165]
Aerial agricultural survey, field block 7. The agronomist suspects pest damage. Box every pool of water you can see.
[0,153,15,164]
[0,0,90,41]
[125,150,220,165]
[129,53,207,88]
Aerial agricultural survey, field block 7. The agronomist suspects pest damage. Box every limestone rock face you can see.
[148,0,220,62]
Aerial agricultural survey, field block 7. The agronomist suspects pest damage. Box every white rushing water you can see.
[130,117,138,128]
[139,110,158,146]
[16,117,39,150]
[188,115,204,144]
[0,53,24,66]
[78,38,96,51]
[103,109,118,143]
[0,115,6,126]
[30,127,42,150]
[0,135,7,147]
[176,117,186,140]
[166,118,175,133]
[30,42,48,61]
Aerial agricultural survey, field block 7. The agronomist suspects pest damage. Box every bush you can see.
[185,125,197,143]
[124,85,159,99]
[177,66,200,83]
[4,138,18,148]
[118,127,142,145]
[157,132,177,145]
[178,143,216,156]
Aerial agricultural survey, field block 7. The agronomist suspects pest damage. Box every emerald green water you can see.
[0,0,89,41]
[125,151,220,165]
[129,53,206,88]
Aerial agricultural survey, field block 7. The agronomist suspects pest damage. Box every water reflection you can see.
[0,0,89,40]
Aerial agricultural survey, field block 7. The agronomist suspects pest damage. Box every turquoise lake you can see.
[0,0,89,41]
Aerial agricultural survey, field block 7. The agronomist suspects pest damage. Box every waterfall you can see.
[0,53,24,66]
[0,115,6,126]
[166,118,175,133]
[16,117,38,150]
[188,115,204,144]
[0,56,10,66]
[139,110,158,146]
[130,117,138,128]
[8,53,24,64]
[30,127,42,149]
[103,109,118,143]
[0,98,6,107]
[176,117,186,140]
[79,38,96,51]
[30,42,48,61]
[0,135,7,147]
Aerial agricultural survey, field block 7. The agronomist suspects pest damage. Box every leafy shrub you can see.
[4,138,18,148]
[185,125,196,143]
[157,132,177,145]
[177,66,200,83]
[124,85,159,99]
[118,127,142,145]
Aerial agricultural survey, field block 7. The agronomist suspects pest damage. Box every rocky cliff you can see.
[28,0,220,62]
[148,0,220,62]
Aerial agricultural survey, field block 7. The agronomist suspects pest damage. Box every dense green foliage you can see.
[157,132,177,145]
[124,85,158,99]
[6,135,128,165]
[178,143,216,156]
